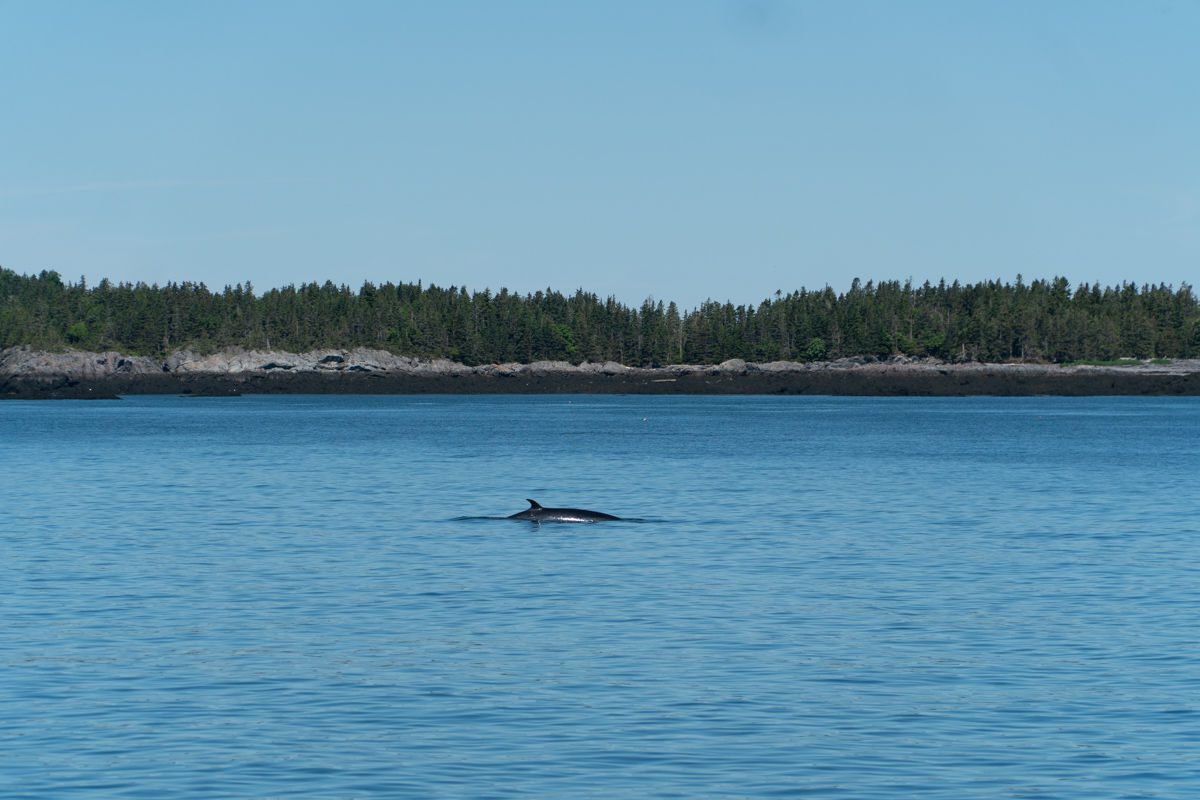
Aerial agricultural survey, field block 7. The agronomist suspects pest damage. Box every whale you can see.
[508,499,620,523]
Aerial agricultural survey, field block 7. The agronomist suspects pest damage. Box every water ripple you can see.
[2,396,1199,797]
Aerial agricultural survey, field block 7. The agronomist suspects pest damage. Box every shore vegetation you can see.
[2,269,1198,366]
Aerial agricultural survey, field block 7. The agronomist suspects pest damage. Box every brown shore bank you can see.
[3,347,1199,399]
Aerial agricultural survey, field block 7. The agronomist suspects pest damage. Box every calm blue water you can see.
[2,395,1198,798]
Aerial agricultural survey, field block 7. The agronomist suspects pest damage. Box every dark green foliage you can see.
[1,267,1196,365]
[65,321,88,343]
[805,337,828,362]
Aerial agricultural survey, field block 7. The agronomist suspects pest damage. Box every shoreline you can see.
[4,347,1200,399]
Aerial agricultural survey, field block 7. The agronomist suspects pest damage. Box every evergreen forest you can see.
[2,267,1198,366]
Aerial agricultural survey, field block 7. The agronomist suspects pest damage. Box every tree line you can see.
[2,267,1198,365]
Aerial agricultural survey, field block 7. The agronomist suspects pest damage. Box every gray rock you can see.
[716,359,748,373]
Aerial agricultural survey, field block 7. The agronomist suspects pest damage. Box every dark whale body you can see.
[508,499,620,523]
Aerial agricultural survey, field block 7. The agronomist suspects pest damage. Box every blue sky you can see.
[1,0,1196,309]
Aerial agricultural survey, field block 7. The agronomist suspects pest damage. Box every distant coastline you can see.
[4,347,1199,399]
[5,270,1200,372]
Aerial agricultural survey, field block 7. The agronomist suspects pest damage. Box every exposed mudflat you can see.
[3,346,1199,399]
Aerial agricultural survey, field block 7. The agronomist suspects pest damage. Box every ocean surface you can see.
[2,394,1198,799]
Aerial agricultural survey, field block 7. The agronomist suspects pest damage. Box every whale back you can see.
[508,498,618,523]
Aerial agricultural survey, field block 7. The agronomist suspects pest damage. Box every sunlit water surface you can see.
[2,395,1198,798]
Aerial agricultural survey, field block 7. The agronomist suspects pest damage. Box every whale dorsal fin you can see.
[526,499,542,509]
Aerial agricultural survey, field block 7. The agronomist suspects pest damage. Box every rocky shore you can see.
[3,346,1200,399]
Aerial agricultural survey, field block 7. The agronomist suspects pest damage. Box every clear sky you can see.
[2,1,1197,309]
